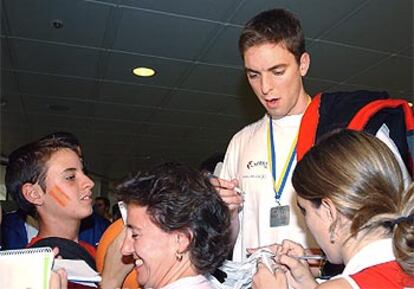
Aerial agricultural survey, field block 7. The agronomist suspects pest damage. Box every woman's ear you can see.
[175,230,192,253]
[321,198,338,223]
[21,183,45,206]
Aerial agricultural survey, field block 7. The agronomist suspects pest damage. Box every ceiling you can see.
[1,0,413,181]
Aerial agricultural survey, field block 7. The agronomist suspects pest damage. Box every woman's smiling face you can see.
[121,204,180,289]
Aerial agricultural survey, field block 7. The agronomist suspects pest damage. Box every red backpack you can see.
[297,90,414,177]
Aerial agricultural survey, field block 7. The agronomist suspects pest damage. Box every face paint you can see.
[48,185,70,207]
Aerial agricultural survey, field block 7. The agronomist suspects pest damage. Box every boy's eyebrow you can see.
[127,224,140,230]
[63,167,77,173]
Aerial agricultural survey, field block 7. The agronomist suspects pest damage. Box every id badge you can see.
[270,205,290,227]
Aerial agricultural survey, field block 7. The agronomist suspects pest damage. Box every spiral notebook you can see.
[0,247,54,289]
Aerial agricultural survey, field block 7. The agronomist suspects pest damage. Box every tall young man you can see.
[215,8,315,262]
[215,8,410,262]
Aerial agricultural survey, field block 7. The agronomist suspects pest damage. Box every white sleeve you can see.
[219,134,240,181]
[375,124,412,188]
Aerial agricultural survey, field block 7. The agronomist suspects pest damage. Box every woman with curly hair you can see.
[100,163,232,289]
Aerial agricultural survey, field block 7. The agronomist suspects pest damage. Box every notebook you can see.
[0,247,54,289]
[0,247,102,289]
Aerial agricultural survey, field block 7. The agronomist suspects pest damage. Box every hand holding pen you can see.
[206,172,244,214]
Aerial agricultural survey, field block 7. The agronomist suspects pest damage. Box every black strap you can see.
[29,237,96,270]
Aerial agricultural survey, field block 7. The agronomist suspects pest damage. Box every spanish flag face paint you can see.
[48,185,70,208]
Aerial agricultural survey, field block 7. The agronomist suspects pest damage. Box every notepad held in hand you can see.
[0,247,54,289]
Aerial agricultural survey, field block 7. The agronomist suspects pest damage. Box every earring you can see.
[175,251,183,262]
[329,229,336,244]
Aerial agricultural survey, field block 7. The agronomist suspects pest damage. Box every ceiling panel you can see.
[180,64,249,96]
[399,46,413,58]
[1,37,13,69]
[139,122,195,139]
[113,7,220,60]
[120,0,240,21]
[0,92,24,113]
[11,39,101,78]
[16,73,96,100]
[307,41,387,82]
[149,108,209,127]
[219,96,263,119]
[162,90,236,113]
[229,0,364,37]
[347,55,413,95]
[98,82,168,106]
[304,78,340,96]
[200,25,243,67]
[321,0,413,52]
[3,0,112,47]
[22,95,90,118]
[92,102,155,122]
[1,70,18,93]
[89,119,146,135]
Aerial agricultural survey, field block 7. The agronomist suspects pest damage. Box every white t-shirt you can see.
[220,114,316,261]
[220,115,411,262]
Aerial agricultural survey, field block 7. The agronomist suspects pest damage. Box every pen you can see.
[295,255,325,260]
[206,172,244,195]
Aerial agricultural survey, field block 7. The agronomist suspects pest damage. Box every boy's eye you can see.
[131,232,141,240]
[65,174,76,181]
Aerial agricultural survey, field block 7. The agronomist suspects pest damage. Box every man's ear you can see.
[21,183,45,206]
[299,52,310,77]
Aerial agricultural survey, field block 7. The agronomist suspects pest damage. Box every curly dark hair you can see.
[116,162,232,274]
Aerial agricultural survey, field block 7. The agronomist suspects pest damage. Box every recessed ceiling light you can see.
[132,67,156,77]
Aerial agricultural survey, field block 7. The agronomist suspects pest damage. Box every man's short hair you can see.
[239,8,306,63]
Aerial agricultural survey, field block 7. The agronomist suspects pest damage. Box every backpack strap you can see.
[349,99,413,130]
[348,99,413,177]
[297,91,413,176]
[297,92,322,161]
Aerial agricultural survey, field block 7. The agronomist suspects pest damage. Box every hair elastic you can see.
[383,214,414,228]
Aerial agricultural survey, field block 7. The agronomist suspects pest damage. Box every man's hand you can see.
[209,176,244,215]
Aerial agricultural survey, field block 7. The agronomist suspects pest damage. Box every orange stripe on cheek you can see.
[48,185,70,207]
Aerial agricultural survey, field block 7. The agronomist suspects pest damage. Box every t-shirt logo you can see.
[246,160,268,170]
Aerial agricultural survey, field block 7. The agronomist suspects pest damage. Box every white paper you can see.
[208,248,276,289]
[53,259,101,287]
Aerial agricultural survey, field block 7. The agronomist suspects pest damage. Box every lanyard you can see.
[267,116,298,204]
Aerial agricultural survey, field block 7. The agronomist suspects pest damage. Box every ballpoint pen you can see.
[205,172,244,195]
[295,255,326,260]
